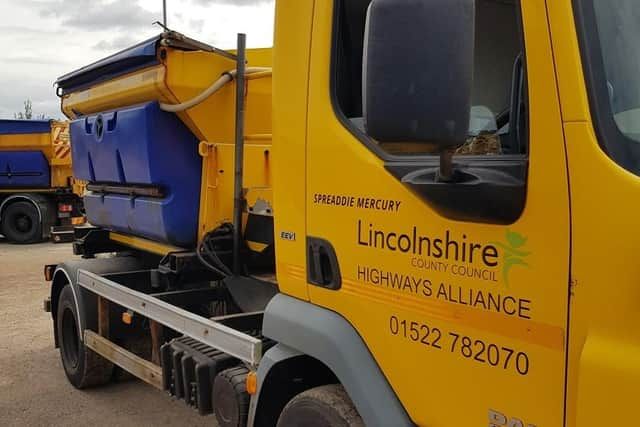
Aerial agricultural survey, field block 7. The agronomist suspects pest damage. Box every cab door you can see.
[305,0,570,425]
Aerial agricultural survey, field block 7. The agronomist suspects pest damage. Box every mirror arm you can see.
[438,148,456,182]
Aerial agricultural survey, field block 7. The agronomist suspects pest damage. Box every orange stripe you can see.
[278,263,306,281]
[55,146,70,159]
[52,127,62,144]
[277,264,563,350]
[341,277,564,351]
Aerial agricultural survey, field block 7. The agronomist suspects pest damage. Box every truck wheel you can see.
[276,385,364,427]
[1,201,41,243]
[56,285,113,388]
[212,366,250,427]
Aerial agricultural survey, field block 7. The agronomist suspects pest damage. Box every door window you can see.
[331,0,527,157]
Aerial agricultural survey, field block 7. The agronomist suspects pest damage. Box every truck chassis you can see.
[46,230,276,426]
[77,269,264,366]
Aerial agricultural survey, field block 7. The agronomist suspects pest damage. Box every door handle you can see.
[307,237,341,290]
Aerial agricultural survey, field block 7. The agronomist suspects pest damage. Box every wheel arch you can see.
[50,256,153,347]
[50,267,81,347]
[249,294,415,427]
[250,345,339,427]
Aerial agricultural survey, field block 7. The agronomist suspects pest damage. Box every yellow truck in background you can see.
[0,120,83,243]
[42,0,640,426]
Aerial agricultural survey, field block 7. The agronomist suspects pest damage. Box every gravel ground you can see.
[0,239,211,427]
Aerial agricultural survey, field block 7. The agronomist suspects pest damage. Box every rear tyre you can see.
[1,201,41,243]
[212,366,250,427]
[56,285,113,388]
[276,384,364,427]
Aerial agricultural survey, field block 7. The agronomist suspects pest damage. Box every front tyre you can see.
[276,385,364,427]
[56,285,113,388]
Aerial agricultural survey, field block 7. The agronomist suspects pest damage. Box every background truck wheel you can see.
[1,201,41,244]
[276,384,364,427]
[212,366,250,427]
[56,285,113,388]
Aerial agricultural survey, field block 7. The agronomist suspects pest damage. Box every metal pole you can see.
[439,148,456,182]
[162,0,167,27]
[232,33,247,275]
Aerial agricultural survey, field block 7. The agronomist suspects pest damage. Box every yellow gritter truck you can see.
[43,0,640,425]
[0,119,84,243]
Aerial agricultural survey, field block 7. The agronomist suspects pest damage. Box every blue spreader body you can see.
[0,119,52,135]
[0,151,50,188]
[70,102,202,247]
[55,35,161,94]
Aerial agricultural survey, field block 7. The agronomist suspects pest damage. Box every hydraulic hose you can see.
[159,67,271,113]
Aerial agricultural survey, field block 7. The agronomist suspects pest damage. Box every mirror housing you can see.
[363,0,475,154]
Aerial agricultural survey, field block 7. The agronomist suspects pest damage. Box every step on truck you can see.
[0,119,83,243]
[44,0,640,425]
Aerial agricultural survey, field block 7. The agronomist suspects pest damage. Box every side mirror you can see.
[363,0,475,178]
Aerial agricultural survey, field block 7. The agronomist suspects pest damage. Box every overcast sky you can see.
[0,0,274,120]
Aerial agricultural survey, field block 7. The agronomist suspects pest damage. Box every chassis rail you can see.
[77,269,263,366]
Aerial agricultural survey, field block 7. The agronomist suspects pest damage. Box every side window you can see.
[332,0,527,157]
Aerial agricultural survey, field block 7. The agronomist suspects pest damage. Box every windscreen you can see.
[593,0,640,142]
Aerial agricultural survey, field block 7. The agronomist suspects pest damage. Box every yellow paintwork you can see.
[197,135,272,241]
[546,1,640,426]
[0,133,51,152]
[292,0,569,425]
[49,121,76,190]
[273,0,638,425]
[61,66,176,120]
[60,48,272,144]
[194,71,273,241]
[0,120,79,193]
[271,0,316,301]
[165,48,271,143]
[109,232,182,256]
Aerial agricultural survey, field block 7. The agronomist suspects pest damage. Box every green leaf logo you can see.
[506,230,528,248]
[490,230,531,287]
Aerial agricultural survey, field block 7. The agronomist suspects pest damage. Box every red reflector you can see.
[58,204,73,213]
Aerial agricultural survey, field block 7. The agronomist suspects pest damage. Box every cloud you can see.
[187,18,205,33]
[0,24,61,36]
[4,55,70,65]
[0,72,63,120]
[93,35,139,51]
[191,0,272,6]
[38,0,160,31]
[0,0,274,119]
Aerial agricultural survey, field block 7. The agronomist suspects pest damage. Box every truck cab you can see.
[46,0,640,426]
